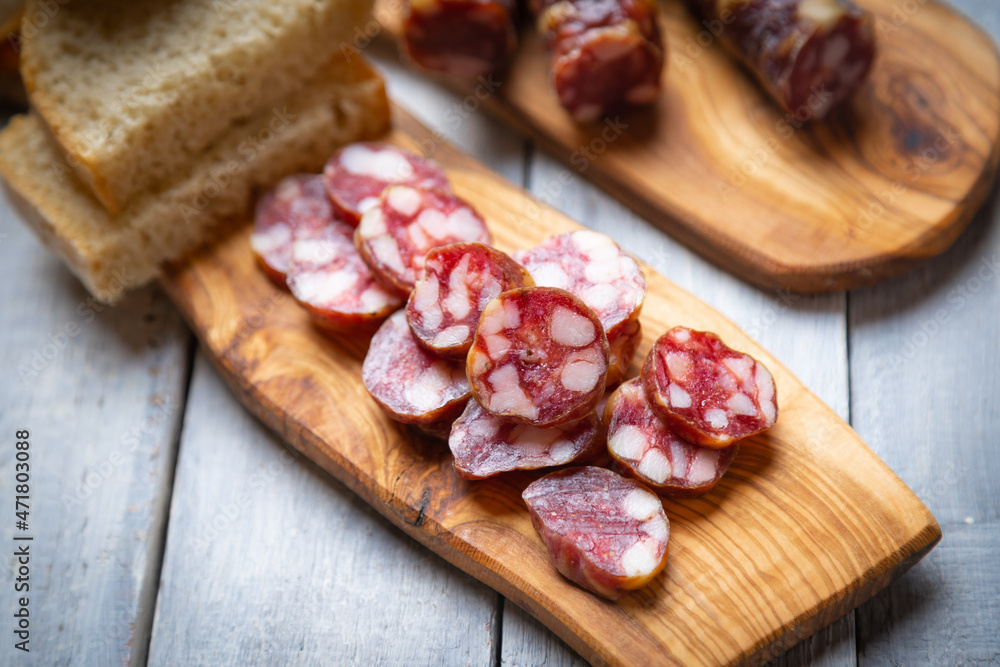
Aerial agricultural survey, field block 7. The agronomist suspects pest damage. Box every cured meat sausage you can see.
[406,242,533,358]
[467,287,609,427]
[362,310,471,424]
[401,0,517,79]
[449,400,602,479]
[605,379,738,497]
[533,0,664,122]
[286,222,403,334]
[522,466,669,600]
[688,0,876,120]
[355,185,492,295]
[515,230,646,386]
[250,174,335,286]
[641,326,777,447]
[322,143,450,226]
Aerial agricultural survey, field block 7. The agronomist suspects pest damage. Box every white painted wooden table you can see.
[1,3,998,663]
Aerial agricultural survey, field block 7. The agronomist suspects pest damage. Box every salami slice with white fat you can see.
[515,230,646,386]
[448,400,602,479]
[250,174,335,286]
[362,310,470,424]
[356,186,493,295]
[286,222,403,334]
[401,0,517,80]
[522,466,669,600]
[641,327,777,448]
[605,379,738,497]
[534,0,664,122]
[467,287,609,427]
[322,143,450,226]
[406,242,533,358]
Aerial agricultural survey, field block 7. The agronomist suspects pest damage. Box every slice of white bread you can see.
[20,0,372,214]
[0,54,389,303]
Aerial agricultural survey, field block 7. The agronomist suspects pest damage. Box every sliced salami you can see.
[401,0,517,79]
[250,174,335,286]
[534,0,664,122]
[688,0,876,120]
[522,466,669,600]
[286,222,403,334]
[641,327,777,447]
[467,287,609,427]
[362,310,470,424]
[515,230,646,386]
[322,143,450,226]
[406,242,533,358]
[355,186,493,295]
[448,400,602,479]
[605,379,738,497]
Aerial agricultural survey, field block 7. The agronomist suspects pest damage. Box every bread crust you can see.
[0,54,389,303]
[20,0,374,214]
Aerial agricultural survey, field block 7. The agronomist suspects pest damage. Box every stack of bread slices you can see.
[0,0,390,303]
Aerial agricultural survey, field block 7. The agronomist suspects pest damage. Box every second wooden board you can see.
[376,0,1000,292]
[161,106,941,665]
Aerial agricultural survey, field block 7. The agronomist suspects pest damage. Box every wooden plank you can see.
[159,106,940,666]
[147,353,500,665]
[849,183,1000,665]
[0,186,191,665]
[374,0,1000,292]
[523,151,855,667]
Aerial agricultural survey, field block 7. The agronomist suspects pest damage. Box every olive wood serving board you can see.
[374,0,1000,292]
[160,107,941,666]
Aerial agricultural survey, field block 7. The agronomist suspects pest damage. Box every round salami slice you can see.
[402,0,517,80]
[515,230,646,386]
[467,287,609,427]
[362,310,470,424]
[448,400,602,479]
[322,143,450,226]
[250,174,335,286]
[355,186,493,295]
[286,222,403,334]
[522,466,669,600]
[605,379,739,497]
[536,0,664,122]
[641,327,778,448]
[406,242,533,358]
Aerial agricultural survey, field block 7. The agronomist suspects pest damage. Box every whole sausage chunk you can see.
[407,242,533,358]
[449,400,603,479]
[688,0,876,120]
[641,326,777,447]
[250,174,335,286]
[606,379,739,497]
[362,310,471,424]
[515,230,646,386]
[322,143,450,226]
[286,222,403,334]
[401,0,517,79]
[534,0,664,122]
[522,466,669,600]
[355,185,493,295]
[467,287,609,427]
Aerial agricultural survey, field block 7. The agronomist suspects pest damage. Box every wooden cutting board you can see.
[160,107,941,666]
[374,0,1000,292]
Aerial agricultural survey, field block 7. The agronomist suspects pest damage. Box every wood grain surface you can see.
[375,0,1000,292]
[159,106,941,666]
